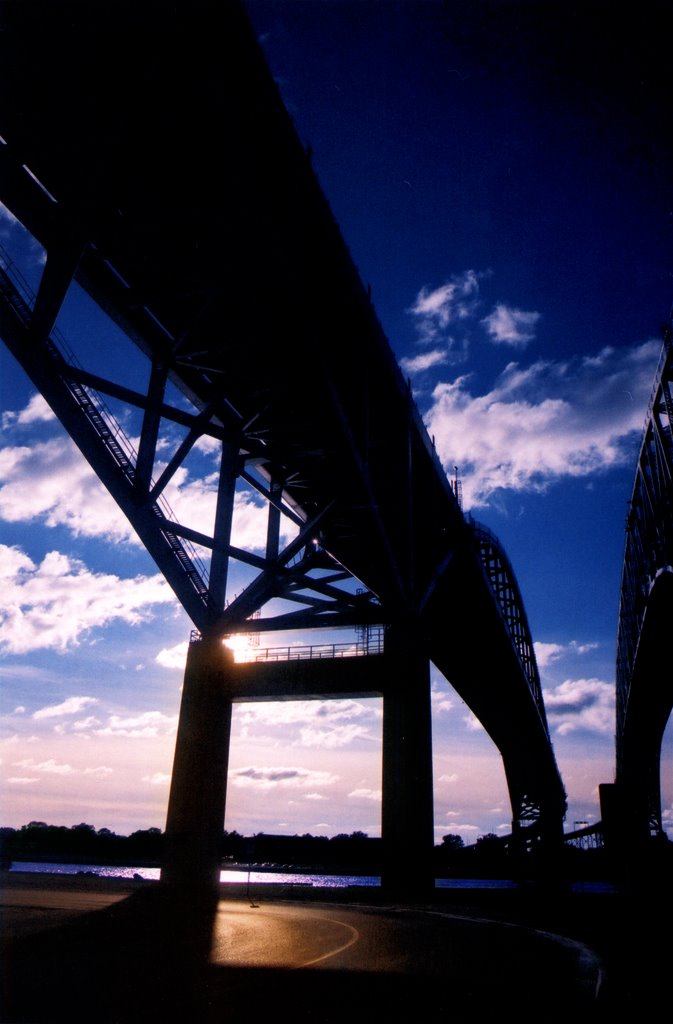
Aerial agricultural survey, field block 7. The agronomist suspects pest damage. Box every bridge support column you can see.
[161,637,233,890]
[381,624,434,895]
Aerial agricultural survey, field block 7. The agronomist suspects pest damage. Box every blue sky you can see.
[1,0,671,843]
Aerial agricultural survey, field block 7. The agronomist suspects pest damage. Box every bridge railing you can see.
[189,627,385,662]
[251,635,384,662]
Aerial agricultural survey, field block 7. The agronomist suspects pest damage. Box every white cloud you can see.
[425,340,660,508]
[544,678,615,735]
[408,270,482,346]
[0,401,293,554]
[0,437,138,543]
[83,766,113,776]
[438,773,459,784]
[535,642,564,669]
[235,699,378,749]
[1,394,55,430]
[481,304,540,347]
[0,544,34,579]
[298,723,371,749]
[464,712,485,732]
[0,545,175,654]
[535,639,599,669]
[72,716,102,731]
[14,757,75,775]
[94,711,178,738]
[348,787,381,801]
[142,772,171,785]
[156,641,189,670]
[431,687,454,715]
[230,766,339,790]
[8,776,38,785]
[400,348,448,376]
[33,696,99,720]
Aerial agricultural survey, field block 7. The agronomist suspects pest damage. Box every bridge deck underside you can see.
[0,1,565,820]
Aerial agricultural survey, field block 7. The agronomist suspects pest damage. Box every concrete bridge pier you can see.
[381,625,435,895]
[161,637,233,890]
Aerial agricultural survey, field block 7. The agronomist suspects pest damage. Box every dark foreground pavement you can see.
[1,873,670,1022]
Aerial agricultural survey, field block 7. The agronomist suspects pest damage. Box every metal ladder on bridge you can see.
[0,253,212,611]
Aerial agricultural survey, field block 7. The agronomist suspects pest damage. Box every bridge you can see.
[602,325,673,852]
[0,0,565,891]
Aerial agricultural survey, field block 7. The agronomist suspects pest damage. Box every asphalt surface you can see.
[0,873,668,1021]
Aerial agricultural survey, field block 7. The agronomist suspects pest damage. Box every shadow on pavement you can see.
[1,883,668,1022]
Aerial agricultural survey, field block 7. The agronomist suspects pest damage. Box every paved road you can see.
[210,898,602,992]
[1,878,608,1020]
[0,877,137,939]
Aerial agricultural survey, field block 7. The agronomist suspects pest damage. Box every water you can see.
[9,861,379,887]
[8,862,618,892]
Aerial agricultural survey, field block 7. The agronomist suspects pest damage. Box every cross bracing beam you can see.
[0,0,565,844]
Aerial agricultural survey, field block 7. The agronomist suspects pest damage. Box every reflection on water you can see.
[8,862,618,892]
[9,861,379,886]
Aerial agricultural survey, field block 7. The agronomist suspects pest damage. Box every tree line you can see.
[0,822,507,873]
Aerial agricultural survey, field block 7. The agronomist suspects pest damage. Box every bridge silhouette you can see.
[2,0,666,892]
[600,325,673,857]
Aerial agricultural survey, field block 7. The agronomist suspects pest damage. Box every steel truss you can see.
[0,243,383,641]
[0,0,566,859]
[616,323,673,838]
[471,521,548,729]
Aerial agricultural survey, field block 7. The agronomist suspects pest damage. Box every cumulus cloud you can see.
[142,772,171,785]
[348,787,381,801]
[425,341,660,508]
[481,304,540,347]
[72,716,102,731]
[12,757,112,778]
[431,686,454,715]
[230,766,339,790]
[544,678,615,735]
[236,699,378,748]
[0,545,175,654]
[464,712,485,732]
[1,394,55,430]
[0,436,138,543]
[155,641,189,670]
[0,399,294,553]
[94,711,178,738]
[535,640,599,669]
[408,269,482,346]
[13,757,75,775]
[400,348,448,376]
[33,696,99,720]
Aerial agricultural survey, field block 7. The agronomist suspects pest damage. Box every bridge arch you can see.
[615,330,673,841]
